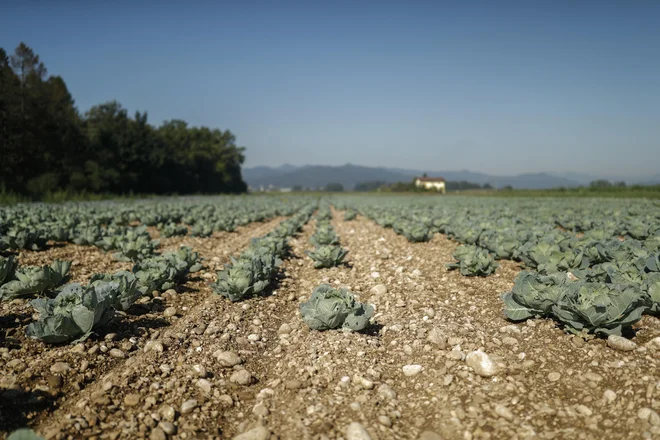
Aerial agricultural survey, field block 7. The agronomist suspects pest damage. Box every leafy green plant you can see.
[89,271,141,311]
[71,225,102,245]
[316,207,332,221]
[214,217,236,232]
[0,260,71,300]
[300,284,374,331]
[159,222,188,237]
[401,223,433,243]
[644,253,660,272]
[131,247,202,294]
[310,226,339,247]
[191,223,213,237]
[643,273,660,314]
[446,245,498,276]
[112,235,160,261]
[7,429,45,440]
[162,246,204,279]
[344,209,357,221]
[307,245,348,268]
[212,253,279,301]
[518,241,561,269]
[211,207,313,301]
[26,281,120,343]
[502,271,570,320]
[1,228,48,250]
[0,254,17,285]
[552,282,646,336]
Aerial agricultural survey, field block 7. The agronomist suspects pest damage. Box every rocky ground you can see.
[1,210,660,440]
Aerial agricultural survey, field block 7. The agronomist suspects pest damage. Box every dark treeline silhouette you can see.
[0,43,247,197]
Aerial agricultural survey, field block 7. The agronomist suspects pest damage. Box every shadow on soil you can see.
[0,312,32,330]
[87,315,170,343]
[361,322,384,337]
[0,388,58,434]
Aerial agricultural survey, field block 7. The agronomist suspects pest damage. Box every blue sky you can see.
[1,1,659,177]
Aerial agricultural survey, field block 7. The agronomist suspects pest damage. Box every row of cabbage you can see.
[306,205,348,268]
[335,196,660,337]
[212,205,315,301]
[0,246,202,343]
[0,196,307,257]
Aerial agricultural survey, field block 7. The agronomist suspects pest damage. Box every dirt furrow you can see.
[339,211,660,440]
[0,217,286,438]
[4,210,659,440]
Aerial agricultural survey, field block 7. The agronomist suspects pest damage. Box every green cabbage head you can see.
[300,284,374,331]
[26,281,119,343]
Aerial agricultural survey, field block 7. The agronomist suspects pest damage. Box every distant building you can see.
[414,176,446,194]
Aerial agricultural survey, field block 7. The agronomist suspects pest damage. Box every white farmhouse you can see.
[414,176,446,194]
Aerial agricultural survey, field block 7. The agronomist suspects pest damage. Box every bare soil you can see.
[1,212,659,440]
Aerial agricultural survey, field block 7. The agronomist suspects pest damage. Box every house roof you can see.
[416,177,446,182]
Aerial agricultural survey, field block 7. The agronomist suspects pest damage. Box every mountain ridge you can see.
[242,164,598,190]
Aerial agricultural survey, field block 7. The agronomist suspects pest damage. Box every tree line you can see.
[1,43,247,198]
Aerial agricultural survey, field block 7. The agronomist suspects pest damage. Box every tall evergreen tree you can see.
[0,43,247,197]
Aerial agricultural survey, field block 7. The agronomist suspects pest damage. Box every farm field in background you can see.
[1,195,659,440]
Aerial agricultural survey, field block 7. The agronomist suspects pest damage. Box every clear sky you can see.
[1,1,659,177]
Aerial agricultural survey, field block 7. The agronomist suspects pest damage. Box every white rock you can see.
[495,404,514,421]
[638,407,652,421]
[359,376,374,389]
[180,399,197,414]
[252,402,269,417]
[345,422,372,440]
[378,415,392,427]
[645,336,660,350]
[466,350,499,377]
[159,404,176,421]
[158,421,176,435]
[576,404,593,416]
[371,272,380,278]
[214,350,243,367]
[377,384,397,399]
[109,348,125,358]
[607,335,637,352]
[144,340,164,353]
[192,364,207,378]
[584,372,603,382]
[427,328,446,348]
[548,372,561,382]
[603,389,617,403]
[232,425,270,440]
[650,410,660,426]
[50,362,71,374]
[197,378,212,394]
[370,284,387,295]
[277,323,292,335]
[230,370,253,385]
[402,364,423,377]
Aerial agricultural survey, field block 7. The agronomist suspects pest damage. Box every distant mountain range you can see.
[242,164,660,190]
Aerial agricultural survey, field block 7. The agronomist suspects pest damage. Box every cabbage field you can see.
[1,195,659,440]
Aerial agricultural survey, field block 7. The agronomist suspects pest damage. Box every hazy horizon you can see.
[2,1,659,177]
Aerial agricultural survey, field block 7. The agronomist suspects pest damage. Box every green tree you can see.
[325,182,344,192]
[0,43,248,198]
[590,179,612,188]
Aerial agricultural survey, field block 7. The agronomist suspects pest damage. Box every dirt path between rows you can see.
[3,211,660,440]
[0,217,287,438]
[187,209,659,440]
